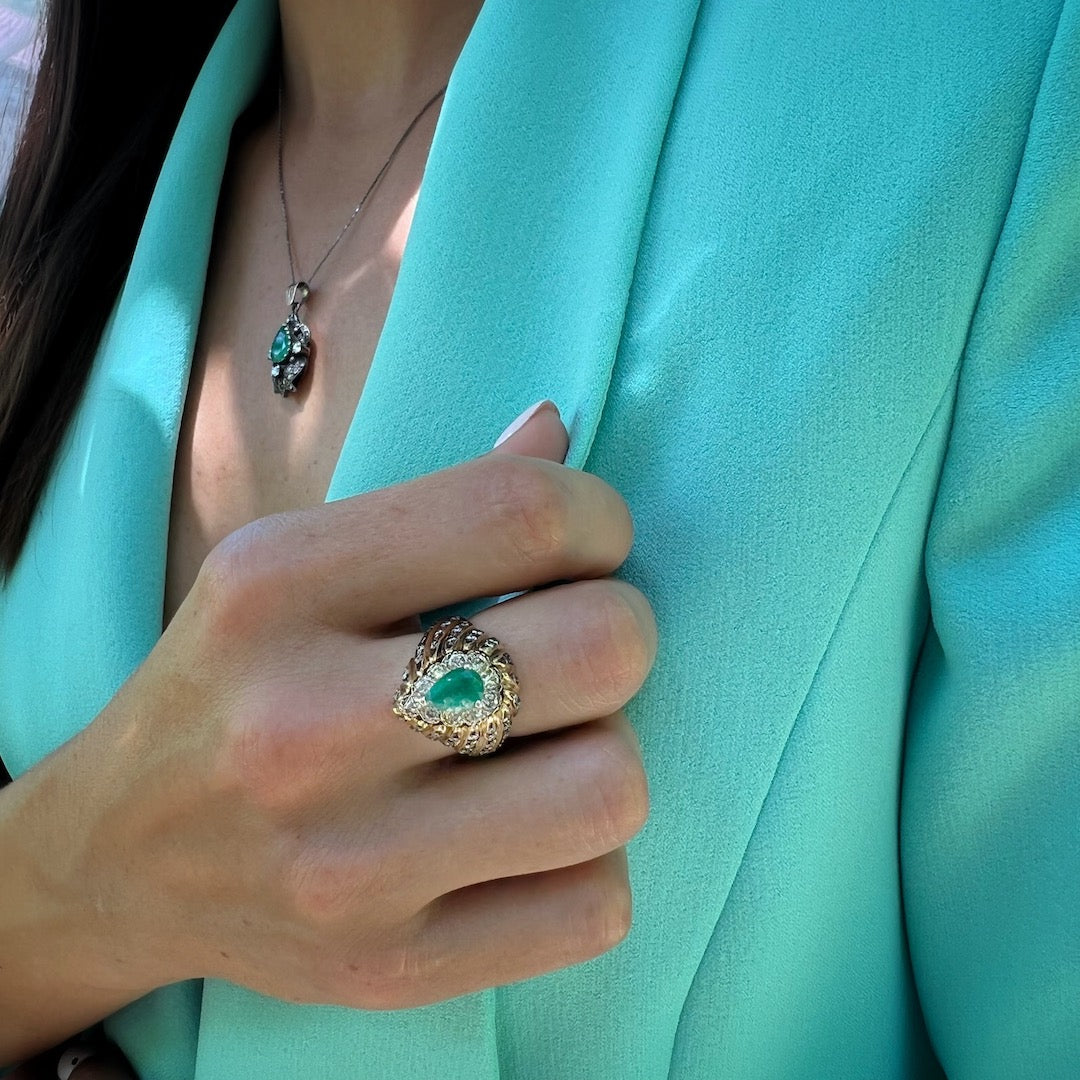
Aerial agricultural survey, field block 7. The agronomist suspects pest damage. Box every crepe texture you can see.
[2,0,1078,1076]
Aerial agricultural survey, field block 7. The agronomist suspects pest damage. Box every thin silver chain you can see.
[276,74,449,291]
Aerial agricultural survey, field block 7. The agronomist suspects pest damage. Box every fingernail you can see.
[493,399,556,447]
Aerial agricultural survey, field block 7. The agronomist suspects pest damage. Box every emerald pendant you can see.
[269,284,312,395]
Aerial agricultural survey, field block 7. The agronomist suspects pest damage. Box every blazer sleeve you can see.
[899,3,1080,1077]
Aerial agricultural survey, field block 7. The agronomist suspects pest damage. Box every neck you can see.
[277,0,485,129]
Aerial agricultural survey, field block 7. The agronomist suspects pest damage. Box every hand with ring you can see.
[2,400,657,1059]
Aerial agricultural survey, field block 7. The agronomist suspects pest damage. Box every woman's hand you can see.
[0,401,657,1059]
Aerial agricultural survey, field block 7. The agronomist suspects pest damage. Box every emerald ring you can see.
[392,616,521,757]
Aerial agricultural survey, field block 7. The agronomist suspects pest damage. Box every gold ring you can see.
[392,616,521,756]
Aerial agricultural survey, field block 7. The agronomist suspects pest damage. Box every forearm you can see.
[0,723,156,1065]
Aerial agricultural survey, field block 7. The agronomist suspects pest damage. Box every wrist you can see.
[0,714,169,1060]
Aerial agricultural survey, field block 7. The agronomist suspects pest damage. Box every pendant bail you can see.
[286,280,310,309]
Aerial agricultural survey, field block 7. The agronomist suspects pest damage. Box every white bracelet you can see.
[57,1045,98,1080]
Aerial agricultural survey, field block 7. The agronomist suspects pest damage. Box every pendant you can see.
[268,282,312,395]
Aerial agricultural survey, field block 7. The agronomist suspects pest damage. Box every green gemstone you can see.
[270,327,291,363]
[426,668,485,710]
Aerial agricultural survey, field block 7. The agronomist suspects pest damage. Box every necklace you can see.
[270,76,449,396]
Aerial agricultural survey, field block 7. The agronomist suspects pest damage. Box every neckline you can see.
[158,0,485,632]
[183,0,488,506]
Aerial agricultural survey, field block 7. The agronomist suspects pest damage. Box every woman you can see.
[1,0,1078,1076]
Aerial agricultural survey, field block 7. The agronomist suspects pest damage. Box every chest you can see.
[162,127,424,630]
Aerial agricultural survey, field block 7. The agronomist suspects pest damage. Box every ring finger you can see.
[369,575,657,768]
[235,577,657,806]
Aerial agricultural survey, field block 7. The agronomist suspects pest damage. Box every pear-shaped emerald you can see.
[427,668,485,710]
[270,327,291,363]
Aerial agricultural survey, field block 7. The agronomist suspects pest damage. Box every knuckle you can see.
[575,730,650,848]
[565,871,633,962]
[282,842,391,929]
[195,519,282,637]
[211,697,316,812]
[567,587,654,712]
[480,457,570,567]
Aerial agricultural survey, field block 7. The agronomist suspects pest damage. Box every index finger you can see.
[212,454,635,630]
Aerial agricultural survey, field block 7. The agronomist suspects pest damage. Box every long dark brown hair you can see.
[0,0,236,581]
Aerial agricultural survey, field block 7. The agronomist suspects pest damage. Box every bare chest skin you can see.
[162,111,436,631]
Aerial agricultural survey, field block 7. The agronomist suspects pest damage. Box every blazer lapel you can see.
[324,0,703,498]
[0,0,277,781]
[79,0,278,658]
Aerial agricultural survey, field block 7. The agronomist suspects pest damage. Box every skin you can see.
[0,0,659,1073]
[165,0,487,627]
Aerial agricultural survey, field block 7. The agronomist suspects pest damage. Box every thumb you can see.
[489,399,569,463]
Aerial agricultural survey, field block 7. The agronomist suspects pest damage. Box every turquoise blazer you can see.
[2,0,1078,1076]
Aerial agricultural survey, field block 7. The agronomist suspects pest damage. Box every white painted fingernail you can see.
[493,399,554,447]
